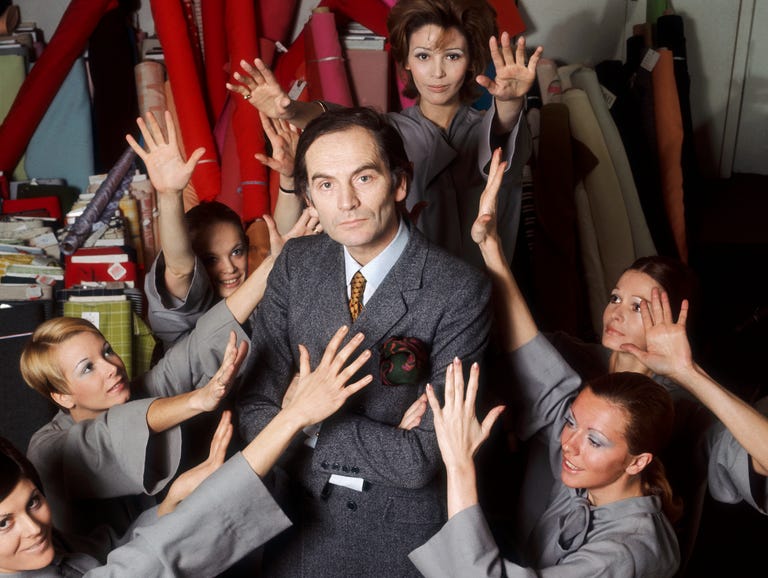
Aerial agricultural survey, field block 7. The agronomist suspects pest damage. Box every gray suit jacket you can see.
[237,224,491,577]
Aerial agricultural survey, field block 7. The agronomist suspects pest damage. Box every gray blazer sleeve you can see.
[706,395,768,514]
[506,333,583,441]
[410,504,678,578]
[83,453,292,577]
[27,399,180,501]
[144,252,215,349]
[137,298,250,397]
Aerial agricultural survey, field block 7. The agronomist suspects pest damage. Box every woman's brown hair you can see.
[387,0,497,103]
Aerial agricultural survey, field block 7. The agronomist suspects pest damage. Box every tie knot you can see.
[349,271,366,321]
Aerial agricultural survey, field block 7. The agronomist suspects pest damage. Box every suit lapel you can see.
[352,227,428,350]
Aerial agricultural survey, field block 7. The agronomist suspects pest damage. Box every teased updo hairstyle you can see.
[20,317,105,400]
[0,436,44,501]
[387,0,497,103]
[587,372,682,523]
[293,107,413,200]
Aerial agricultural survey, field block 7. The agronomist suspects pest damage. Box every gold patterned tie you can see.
[349,271,366,321]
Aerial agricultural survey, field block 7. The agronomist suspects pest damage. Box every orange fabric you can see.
[652,48,687,262]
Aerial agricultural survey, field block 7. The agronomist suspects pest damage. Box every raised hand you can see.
[263,210,321,260]
[426,359,504,471]
[158,410,233,516]
[255,111,300,177]
[284,325,373,427]
[194,332,249,412]
[620,288,694,381]
[227,58,294,120]
[125,111,204,195]
[476,33,542,102]
[471,147,506,247]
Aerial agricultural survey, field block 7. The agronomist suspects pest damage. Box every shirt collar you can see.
[344,218,410,303]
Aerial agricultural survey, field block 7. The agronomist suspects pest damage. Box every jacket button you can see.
[320,461,329,469]
[332,463,340,471]
[346,501,357,511]
[351,466,359,474]
[342,465,350,473]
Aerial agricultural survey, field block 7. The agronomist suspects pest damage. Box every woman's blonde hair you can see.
[20,317,103,400]
[387,0,497,103]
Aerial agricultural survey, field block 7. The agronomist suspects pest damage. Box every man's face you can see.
[305,127,406,265]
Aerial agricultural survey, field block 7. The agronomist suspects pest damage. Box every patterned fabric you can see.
[63,299,133,377]
[380,336,430,386]
[348,270,366,321]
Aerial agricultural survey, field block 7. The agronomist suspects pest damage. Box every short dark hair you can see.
[293,107,413,199]
[387,0,497,103]
[184,201,247,255]
[0,436,44,501]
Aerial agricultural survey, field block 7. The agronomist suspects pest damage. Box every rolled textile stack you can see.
[571,67,656,259]
[135,61,168,134]
[60,147,136,256]
[305,7,354,106]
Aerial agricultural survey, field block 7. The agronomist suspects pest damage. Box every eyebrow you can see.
[570,407,614,446]
[310,162,383,183]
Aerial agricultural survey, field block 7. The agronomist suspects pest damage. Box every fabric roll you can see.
[533,104,578,335]
[25,58,94,195]
[60,148,136,256]
[646,0,669,27]
[652,48,687,262]
[0,3,19,35]
[201,0,227,121]
[226,0,270,222]
[658,14,699,235]
[320,0,389,37]
[489,0,526,36]
[0,0,114,179]
[151,0,221,203]
[562,88,635,297]
[96,165,135,226]
[257,0,298,67]
[598,40,676,258]
[215,98,244,217]
[135,61,168,133]
[129,174,159,268]
[571,67,656,258]
[89,5,139,172]
[557,64,582,92]
[306,9,354,106]
[119,192,143,269]
[536,58,561,106]
[0,52,27,180]
[574,180,608,337]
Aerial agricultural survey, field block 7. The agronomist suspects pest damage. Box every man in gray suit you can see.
[237,107,491,577]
